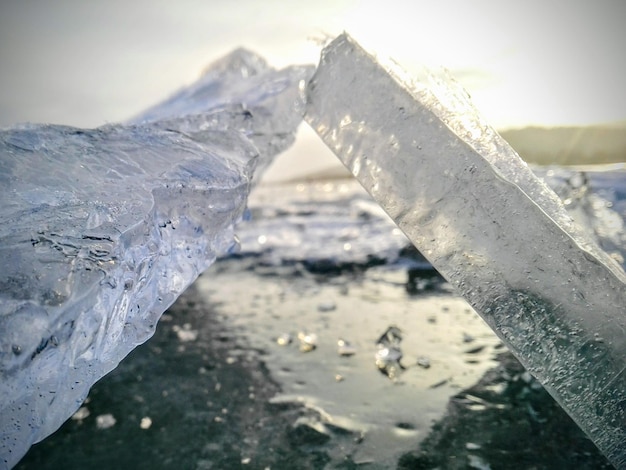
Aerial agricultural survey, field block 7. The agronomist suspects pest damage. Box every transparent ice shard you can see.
[0,50,311,469]
[305,34,626,467]
[132,48,313,180]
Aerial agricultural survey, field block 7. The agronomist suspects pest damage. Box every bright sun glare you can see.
[0,0,623,129]
[329,0,625,129]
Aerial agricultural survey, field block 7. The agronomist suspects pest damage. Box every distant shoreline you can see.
[499,123,626,166]
[262,123,626,184]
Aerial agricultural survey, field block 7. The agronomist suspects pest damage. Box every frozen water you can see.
[132,48,313,181]
[375,326,405,379]
[336,338,356,357]
[0,50,311,468]
[305,33,626,467]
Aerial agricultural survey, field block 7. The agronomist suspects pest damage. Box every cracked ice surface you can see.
[305,34,626,467]
[0,50,312,468]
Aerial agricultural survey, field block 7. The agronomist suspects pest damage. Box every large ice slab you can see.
[305,34,626,467]
[0,51,311,469]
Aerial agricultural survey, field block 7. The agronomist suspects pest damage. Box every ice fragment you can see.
[132,48,313,181]
[305,33,626,466]
[337,338,356,356]
[139,416,152,430]
[375,326,404,379]
[416,356,431,369]
[276,333,293,346]
[297,331,318,352]
[95,414,116,430]
[0,49,311,468]
[317,300,336,312]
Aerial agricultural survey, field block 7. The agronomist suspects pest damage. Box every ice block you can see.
[305,33,626,467]
[0,50,311,469]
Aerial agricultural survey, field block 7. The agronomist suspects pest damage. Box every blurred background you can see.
[0,0,625,181]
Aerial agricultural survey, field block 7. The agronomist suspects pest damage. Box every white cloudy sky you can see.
[0,0,624,130]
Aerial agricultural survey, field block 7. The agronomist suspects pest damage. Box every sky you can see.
[0,0,624,131]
